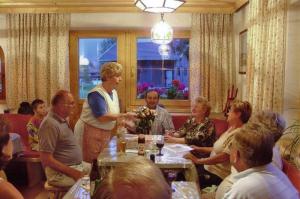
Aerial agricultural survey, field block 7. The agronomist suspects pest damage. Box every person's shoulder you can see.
[0,180,24,199]
[157,105,170,113]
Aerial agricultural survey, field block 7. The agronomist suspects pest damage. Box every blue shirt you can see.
[87,91,113,118]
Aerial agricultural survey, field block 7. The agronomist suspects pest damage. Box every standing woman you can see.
[0,118,24,199]
[75,62,129,162]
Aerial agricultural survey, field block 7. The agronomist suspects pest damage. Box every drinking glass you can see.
[156,135,164,156]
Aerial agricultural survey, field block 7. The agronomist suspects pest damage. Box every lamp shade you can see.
[151,20,173,44]
[135,0,185,13]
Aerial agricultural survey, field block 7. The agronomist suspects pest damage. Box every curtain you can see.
[190,14,235,112]
[6,13,70,109]
[246,0,287,113]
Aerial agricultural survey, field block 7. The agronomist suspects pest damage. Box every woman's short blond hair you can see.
[231,100,252,123]
[100,62,123,81]
[194,96,211,117]
[232,123,274,168]
[250,110,286,142]
[93,156,171,199]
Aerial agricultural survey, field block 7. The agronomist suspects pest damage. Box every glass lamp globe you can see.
[151,20,173,45]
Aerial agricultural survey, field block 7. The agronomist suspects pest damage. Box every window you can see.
[78,38,117,99]
[136,38,189,100]
[70,30,190,113]
[0,46,5,100]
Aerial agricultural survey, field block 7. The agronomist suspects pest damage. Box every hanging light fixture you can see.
[151,14,173,45]
[135,0,185,13]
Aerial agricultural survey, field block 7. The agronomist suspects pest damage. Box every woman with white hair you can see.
[74,62,133,162]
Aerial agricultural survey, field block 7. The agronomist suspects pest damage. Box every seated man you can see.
[39,90,90,187]
[93,156,171,199]
[27,99,48,151]
[224,123,299,199]
[130,89,174,135]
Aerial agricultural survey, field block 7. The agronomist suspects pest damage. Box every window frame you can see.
[69,30,126,111]
[0,46,5,100]
[69,30,190,113]
[126,30,191,113]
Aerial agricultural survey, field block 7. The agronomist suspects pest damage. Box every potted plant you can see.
[278,120,300,168]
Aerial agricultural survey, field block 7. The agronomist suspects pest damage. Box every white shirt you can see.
[223,163,299,199]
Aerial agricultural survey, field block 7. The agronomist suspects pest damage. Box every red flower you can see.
[172,80,180,88]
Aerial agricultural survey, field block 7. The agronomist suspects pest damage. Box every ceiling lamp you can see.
[151,14,173,45]
[135,0,185,13]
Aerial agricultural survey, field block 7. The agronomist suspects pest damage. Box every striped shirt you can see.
[150,106,174,135]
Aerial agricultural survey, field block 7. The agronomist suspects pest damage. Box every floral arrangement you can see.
[135,106,156,134]
[137,80,189,99]
[167,80,189,99]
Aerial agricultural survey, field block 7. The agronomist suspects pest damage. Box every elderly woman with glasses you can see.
[184,100,252,188]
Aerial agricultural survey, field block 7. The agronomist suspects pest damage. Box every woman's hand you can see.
[190,145,202,151]
[184,153,205,164]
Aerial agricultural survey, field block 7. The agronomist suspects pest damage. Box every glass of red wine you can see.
[156,135,164,156]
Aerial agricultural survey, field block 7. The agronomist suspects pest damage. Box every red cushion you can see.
[172,115,189,130]
[282,159,300,192]
[1,113,32,148]
[211,118,228,138]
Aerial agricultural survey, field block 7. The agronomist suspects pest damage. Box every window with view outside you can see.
[79,38,117,99]
[136,38,189,100]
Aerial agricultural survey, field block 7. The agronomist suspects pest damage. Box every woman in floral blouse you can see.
[26,99,47,151]
[165,97,216,147]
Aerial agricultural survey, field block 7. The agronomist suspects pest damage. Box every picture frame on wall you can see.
[239,29,247,74]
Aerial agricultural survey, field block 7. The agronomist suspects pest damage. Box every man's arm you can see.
[40,151,84,181]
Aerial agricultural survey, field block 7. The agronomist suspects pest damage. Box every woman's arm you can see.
[191,145,213,154]
[164,135,186,144]
[184,152,229,165]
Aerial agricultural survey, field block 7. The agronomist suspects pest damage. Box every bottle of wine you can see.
[90,159,100,196]
[138,134,145,156]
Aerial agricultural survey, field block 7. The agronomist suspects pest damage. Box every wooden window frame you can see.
[126,30,191,113]
[69,30,190,113]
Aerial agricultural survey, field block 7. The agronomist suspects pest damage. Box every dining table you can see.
[97,134,199,183]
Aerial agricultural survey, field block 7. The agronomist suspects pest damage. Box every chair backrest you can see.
[282,159,300,192]
[1,114,32,149]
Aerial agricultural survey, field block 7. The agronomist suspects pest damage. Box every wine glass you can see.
[156,135,164,156]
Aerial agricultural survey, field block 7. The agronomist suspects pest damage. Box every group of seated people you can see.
[0,62,298,199]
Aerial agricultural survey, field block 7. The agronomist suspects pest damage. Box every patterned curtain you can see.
[246,0,287,113]
[6,13,70,109]
[190,14,235,112]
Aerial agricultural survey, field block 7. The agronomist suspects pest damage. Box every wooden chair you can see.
[223,85,238,117]
[44,181,70,199]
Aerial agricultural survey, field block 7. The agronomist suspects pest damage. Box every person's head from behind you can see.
[18,101,34,115]
[93,156,171,199]
[227,100,252,125]
[145,89,160,109]
[192,96,211,118]
[51,90,75,119]
[100,62,123,88]
[250,110,286,143]
[0,118,13,169]
[32,99,47,118]
[230,123,274,172]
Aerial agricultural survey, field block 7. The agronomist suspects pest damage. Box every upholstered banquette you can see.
[0,113,44,187]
